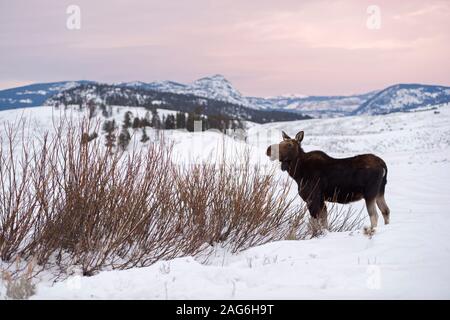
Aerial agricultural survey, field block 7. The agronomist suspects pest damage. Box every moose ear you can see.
[295,131,304,142]
[282,131,291,140]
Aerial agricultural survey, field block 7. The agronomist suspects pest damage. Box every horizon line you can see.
[1,77,450,98]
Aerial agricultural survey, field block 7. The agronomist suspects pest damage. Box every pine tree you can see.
[100,103,111,118]
[123,111,133,128]
[132,117,141,129]
[175,112,186,129]
[88,101,96,119]
[165,114,175,130]
[142,111,151,127]
[186,113,195,132]
[81,132,99,144]
[151,109,161,129]
[117,127,131,151]
[102,119,116,148]
[140,127,150,143]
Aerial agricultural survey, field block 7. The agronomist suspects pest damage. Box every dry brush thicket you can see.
[0,116,363,281]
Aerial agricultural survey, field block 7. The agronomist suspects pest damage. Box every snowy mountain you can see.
[46,82,311,123]
[129,75,378,117]
[248,91,378,118]
[0,81,92,111]
[120,79,450,117]
[0,77,449,117]
[120,74,254,108]
[353,84,450,115]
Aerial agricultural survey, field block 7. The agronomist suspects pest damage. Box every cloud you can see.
[393,3,448,19]
[0,0,449,95]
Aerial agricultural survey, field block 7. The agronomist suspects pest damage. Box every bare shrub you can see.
[0,123,31,261]
[28,120,184,275]
[0,115,364,286]
[173,156,307,253]
[327,203,365,233]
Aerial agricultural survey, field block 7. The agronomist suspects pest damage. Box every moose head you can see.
[266,131,304,171]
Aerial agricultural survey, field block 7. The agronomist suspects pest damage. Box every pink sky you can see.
[0,0,449,96]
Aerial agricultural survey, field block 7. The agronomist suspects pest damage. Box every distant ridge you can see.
[1,76,449,117]
[353,83,450,115]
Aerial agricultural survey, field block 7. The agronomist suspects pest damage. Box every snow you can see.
[2,78,448,118]
[247,93,378,117]
[1,104,450,299]
[16,90,47,95]
[355,84,450,115]
[124,74,383,116]
[141,74,258,109]
[266,94,309,99]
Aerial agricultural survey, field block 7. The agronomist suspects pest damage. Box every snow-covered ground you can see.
[1,104,450,299]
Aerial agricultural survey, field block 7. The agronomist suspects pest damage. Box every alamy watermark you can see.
[66,5,81,30]
[366,5,381,30]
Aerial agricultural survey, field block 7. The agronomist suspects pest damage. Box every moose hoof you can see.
[363,226,376,238]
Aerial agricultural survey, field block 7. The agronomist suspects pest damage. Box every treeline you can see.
[100,107,244,150]
[49,83,311,124]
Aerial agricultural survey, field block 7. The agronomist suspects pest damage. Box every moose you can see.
[266,131,390,233]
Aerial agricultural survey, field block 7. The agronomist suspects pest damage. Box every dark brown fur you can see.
[266,131,390,230]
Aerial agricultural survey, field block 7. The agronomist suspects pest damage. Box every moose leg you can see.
[319,203,328,229]
[307,197,327,233]
[376,195,390,225]
[365,198,378,230]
